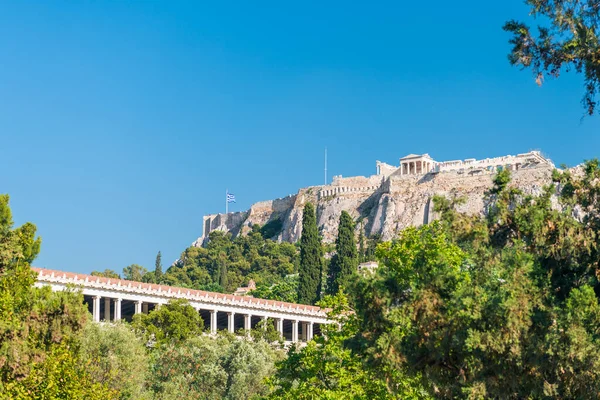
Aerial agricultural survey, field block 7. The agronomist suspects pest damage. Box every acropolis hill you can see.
[193,151,554,246]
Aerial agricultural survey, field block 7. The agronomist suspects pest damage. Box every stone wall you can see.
[192,211,249,247]
[435,151,552,173]
[192,157,557,247]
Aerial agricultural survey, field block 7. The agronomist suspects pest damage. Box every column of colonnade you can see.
[400,160,434,176]
[87,296,318,343]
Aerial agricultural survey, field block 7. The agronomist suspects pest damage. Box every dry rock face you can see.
[193,152,555,246]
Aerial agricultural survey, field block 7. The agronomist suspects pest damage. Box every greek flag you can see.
[226,193,236,203]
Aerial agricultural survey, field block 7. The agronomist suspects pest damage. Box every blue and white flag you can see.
[226,193,236,203]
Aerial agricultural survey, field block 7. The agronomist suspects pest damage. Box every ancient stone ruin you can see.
[193,151,554,247]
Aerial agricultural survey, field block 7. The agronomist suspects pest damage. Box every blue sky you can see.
[1,2,599,275]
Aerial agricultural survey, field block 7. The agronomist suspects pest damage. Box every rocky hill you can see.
[192,151,556,247]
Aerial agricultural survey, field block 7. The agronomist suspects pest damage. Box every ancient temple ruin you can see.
[376,150,552,178]
[194,150,555,247]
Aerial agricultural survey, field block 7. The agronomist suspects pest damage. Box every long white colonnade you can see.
[33,268,328,343]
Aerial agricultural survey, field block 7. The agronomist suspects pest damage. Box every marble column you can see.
[227,312,235,333]
[291,320,299,343]
[114,298,122,321]
[134,301,142,315]
[142,302,149,314]
[210,310,217,334]
[308,322,314,341]
[92,296,101,322]
[104,297,111,321]
[244,314,252,331]
[275,318,283,335]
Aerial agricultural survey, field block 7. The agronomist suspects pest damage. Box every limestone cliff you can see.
[192,151,556,247]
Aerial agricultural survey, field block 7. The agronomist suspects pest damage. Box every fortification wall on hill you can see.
[191,153,557,248]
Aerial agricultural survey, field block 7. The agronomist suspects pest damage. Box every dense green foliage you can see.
[163,228,298,293]
[260,217,284,239]
[297,202,323,304]
[79,323,150,399]
[123,263,148,281]
[0,194,116,398]
[504,1,600,115]
[252,274,299,303]
[267,292,430,400]
[150,334,281,400]
[327,210,358,295]
[132,299,204,346]
[354,163,600,398]
[92,268,121,279]
[270,162,600,398]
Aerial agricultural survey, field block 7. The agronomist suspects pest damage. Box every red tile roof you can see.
[32,267,324,314]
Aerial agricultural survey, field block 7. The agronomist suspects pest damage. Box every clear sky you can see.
[1,2,599,275]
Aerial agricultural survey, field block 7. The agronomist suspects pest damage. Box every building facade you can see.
[33,267,328,343]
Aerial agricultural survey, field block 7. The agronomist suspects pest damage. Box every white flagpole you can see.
[226,189,228,214]
[324,147,327,185]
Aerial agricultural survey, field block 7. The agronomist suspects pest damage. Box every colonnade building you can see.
[33,267,328,343]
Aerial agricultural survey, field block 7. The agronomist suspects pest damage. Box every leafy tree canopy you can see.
[91,269,121,279]
[122,263,148,281]
[504,0,600,115]
[149,334,282,400]
[0,194,114,398]
[251,274,299,303]
[132,299,204,346]
[79,323,150,399]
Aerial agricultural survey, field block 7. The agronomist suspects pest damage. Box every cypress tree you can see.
[297,203,323,305]
[155,251,163,280]
[327,211,358,295]
[358,220,366,263]
[219,263,228,290]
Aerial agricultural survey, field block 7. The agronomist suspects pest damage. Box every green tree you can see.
[6,343,118,400]
[327,211,358,295]
[266,292,429,399]
[149,334,281,400]
[358,220,366,262]
[219,263,228,289]
[349,166,600,398]
[164,229,298,293]
[91,269,121,279]
[122,263,148,281]
[297,203,323,305]
[132,299,204,346]
[0,194,114,398]
[155,251,163,280]
[79,323,150,399]
[504,0,600,115]
[252,274,298,303]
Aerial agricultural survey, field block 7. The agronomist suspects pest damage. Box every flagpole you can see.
[226,189,228,214]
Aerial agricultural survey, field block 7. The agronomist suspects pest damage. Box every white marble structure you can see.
[33,267,328,343]
[376,150,552,177]
[399,153,436,176]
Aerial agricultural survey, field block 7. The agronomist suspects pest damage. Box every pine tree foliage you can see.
[164,227,298,293]
[297,203,323,305]
[327,211,358,295]
[504,0,600,115]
